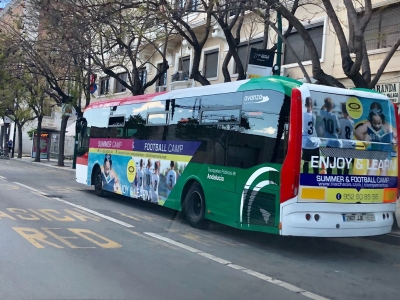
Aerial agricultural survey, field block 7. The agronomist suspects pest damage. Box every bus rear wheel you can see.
[93,167,105,197]
[183,182,207,229]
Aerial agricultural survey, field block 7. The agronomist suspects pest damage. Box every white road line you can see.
[14,182,134,228]
[14,182,41,192]
[144,232,329,300]
[52,197,134,228]
[0,175,6,180]
[144,232,202,253]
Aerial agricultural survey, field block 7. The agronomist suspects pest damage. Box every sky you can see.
[0,0,10,9]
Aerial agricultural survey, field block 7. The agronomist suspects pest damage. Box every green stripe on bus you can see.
[237,76,302,95]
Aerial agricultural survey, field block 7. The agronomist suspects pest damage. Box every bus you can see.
[75,76,399,237]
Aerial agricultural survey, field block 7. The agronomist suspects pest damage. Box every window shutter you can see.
[204,50,219,78]
[235,45,247,74]
[284,24,323,64]
[284,32,305,64]
[179,56,190,73]
[380,4,400,48]
[115,73,127,93]
[305,26,323,61]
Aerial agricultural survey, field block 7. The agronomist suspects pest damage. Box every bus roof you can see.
[153,76,302,101]
[85,92,167,110]
[85,76,303,110]
[304,83,389,100]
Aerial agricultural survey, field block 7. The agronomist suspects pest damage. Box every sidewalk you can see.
[10,157,75,173]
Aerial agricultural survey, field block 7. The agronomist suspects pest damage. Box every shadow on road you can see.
[77,189,390,262]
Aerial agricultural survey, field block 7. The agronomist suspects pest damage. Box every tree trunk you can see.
[17,122,23,159]
[190,49,211,86]
[222,51,233,82]
[34,116,43,162]
[57,115,69,166]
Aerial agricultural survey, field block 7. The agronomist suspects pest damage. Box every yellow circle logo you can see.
[346,97,363,119]
[127,159,136,183]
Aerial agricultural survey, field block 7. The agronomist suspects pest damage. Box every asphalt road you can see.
[0,159,400,300]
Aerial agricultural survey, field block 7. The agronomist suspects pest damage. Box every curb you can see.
[10,158,75,173]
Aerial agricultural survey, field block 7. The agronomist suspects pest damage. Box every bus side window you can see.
[113,103,148,140]
[196,93,243,166]
[236,90,288,167]
[144,100,170,141]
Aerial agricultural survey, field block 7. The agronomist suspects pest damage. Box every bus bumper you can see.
[76,163,89,185]
[280,201,396,237]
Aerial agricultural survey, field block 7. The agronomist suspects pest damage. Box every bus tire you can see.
[93,166,105,197]
[183,182,207,229]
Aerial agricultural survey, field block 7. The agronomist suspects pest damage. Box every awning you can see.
[65,122,76,136]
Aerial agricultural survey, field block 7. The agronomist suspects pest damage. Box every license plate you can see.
[343,213,375,222]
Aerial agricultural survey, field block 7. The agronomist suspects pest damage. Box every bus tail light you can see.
[305,214,311,221]
[280,88,302,203]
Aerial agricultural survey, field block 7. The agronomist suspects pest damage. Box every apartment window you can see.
[138,67,147,85]
[99,77,110,95]
[179,0,199,11]
[229,1,253,17]
[115,72,128,93]
[284,23,324,65]
[363,4,400,51]
[178,56,190,73]
[157,63,167,87]
[203,49,219,79]
[234,38,264,74]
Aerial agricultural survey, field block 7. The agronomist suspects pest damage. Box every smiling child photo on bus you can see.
[101,154,120,193]
[320,97,343,175]
[302,97,321,174]
[354,102,397,176]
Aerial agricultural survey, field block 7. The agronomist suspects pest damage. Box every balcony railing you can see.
[171,71,189,82]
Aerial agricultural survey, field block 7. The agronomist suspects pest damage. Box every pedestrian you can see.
[7,140,13,155]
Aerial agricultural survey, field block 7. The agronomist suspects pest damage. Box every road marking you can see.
[13,227,64,249]
[14,182,134,228]
[42,228,95,249]
[114,211,141,221]
[126,230,180,251]
[0,183,19,190]
[13,227,122,249]
[31,191,53,200]
[144,232,329,300]
[181,233,211,246]
[68,228,122,248]
[52,198,134,228]
[14,182,41,192]
[0,175,7,180]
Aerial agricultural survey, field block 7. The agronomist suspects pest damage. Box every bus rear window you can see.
[307,91,397,147]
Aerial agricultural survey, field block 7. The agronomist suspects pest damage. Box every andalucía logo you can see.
[240,167,279,226]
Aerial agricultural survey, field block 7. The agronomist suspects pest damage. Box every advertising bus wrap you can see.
[300,91,398,204]
[88,138,201,206]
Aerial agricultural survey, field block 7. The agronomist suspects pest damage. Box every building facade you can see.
[92,0,400,104]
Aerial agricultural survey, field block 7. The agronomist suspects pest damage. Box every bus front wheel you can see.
[93,167,105,197]
[183,182,207,229]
